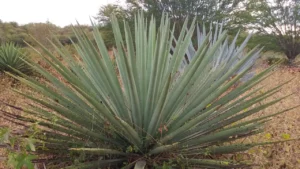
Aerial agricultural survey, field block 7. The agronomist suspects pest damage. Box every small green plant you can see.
[0,126,37,169]
[0,43,32,75]
[2,13,294,168]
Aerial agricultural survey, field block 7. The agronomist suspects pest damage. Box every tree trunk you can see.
[285,52,297,66]
[287,58,295,66]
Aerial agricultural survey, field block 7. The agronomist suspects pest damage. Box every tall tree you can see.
[95,0,246,47]
[95,4,131,26]
[126,0,244,24]
[234,0,300,63]
[95,4,135,48]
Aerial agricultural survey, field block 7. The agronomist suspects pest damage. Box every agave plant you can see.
[0,43,32,75]
[175,23,257,83]
[1,13,293,169]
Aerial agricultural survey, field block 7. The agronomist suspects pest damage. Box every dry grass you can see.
[0,62,299,168]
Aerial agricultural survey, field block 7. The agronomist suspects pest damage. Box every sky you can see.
[0,0,125,27]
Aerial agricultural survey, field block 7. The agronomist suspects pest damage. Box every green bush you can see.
[100,30,115,48]
[266,57,284,65]
[0,43,32,75]
[2,14,292,168]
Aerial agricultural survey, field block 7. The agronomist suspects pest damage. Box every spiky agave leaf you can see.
[1,13,292,168]
[0,43,32,75]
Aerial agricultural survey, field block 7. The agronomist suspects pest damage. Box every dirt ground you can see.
[246,65,300,169]
[0,75,27,169]
[0,62,299,169]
